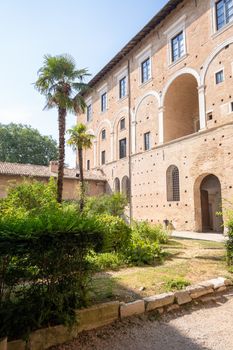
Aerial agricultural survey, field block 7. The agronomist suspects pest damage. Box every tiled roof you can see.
[0,162,106,182]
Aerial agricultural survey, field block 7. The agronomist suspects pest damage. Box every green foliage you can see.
[96,214,131,253]
[132,221,168,244]
[125,232,162,265]
[0,123,58,165]
[88,252,125,271]
[226,211,233,265]
[85,193,128,217]
[0,180,103,340]
[164,278,190,291]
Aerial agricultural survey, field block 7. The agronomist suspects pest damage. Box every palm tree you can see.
[67,123,94,211]
[35,54,89,202]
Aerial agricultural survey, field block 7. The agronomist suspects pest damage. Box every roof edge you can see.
[85,0,184,92]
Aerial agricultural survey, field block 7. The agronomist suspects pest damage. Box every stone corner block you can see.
[7,339,26,350]
[120,299,145,318]
[144,292,174,312]
[186,285,213,299]
[29,324,75,350]
[174,290,192,305]
[200,277,225,290]
[76,301,120,332]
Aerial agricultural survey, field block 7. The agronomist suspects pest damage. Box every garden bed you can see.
[90,238,232,304]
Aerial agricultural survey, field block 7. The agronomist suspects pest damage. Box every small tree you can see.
[67,124,94,211]
[35,54,89,202]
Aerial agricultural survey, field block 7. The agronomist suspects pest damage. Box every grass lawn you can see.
[89,238,232,304]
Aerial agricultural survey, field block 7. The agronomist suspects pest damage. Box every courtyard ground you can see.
[52,288,233,350]
[90,238,232,304]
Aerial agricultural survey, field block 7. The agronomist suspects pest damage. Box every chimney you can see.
[50,161,58,173]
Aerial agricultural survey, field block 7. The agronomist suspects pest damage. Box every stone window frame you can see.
[97,83,108,113]
[166,165,180,202]
[164,15,187,67]
[101,150,106,165]
[119,138,127,159]
[214,67,225,84]
[211,0,233,36]
[115,66,128,101]
[144,131,151,151]
[85,97,92,123]
[120,117,126,131]
[135,45,152,86]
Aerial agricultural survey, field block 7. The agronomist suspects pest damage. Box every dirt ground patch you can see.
[90,239,232,304]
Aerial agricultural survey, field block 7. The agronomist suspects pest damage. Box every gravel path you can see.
[53,290,233,350]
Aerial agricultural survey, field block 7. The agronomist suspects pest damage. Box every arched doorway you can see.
[194,174,223,233]
[164,73,200,143]
[121,176,130,202]
[114,177,120,193]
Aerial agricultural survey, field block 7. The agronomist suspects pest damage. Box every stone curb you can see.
[5,277,232,350]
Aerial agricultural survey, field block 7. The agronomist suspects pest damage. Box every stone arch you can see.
[134,91,160,153]
[121,175,130,201]
[134,91,161,121]
[112,107,129,130]
[162,68,201,105]
[166,165,180,202]
[194,173,223,233]
[201,36,233,85]
[163,73,200,143]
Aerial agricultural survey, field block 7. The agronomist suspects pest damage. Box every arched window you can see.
[121,176,130,201]
[167,165,180,201]
[114,178,120,193]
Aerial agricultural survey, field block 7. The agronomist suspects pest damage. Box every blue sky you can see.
[0,0,167,166]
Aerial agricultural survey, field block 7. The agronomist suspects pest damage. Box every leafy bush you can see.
[96,214,131,253]
[0,180,103,340]
[88,252,125,271]
[125,232,162,265]
[132,221,168,244]
[226,212,233,265]
[164,278,190,291]
[85,193,127,217]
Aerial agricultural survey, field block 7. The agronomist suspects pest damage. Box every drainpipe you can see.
[127,58,133,223]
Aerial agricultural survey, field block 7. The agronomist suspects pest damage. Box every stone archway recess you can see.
[194,174,224,233]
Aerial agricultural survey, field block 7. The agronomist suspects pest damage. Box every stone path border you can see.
[2,277,232,350]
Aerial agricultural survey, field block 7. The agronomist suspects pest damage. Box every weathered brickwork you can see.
[78,0,233,232]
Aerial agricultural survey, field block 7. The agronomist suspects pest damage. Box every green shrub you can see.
[0,180,104,340]
[96,214,131,253]
[226,216,233,266]
[88,252,125,271]
[132,221,168,244]
[85,193,127,217]
[164,278,190,291]
[125,232,162,265]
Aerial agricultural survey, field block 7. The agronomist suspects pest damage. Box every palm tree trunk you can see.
[78,147,85,211]
[57,107,66,203]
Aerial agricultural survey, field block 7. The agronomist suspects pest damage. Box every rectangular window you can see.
[119,76,127,99]
[119,138,127,159]
[101,129,106,140]
[215,70,224,84]
[101,150,106,165]
[141,57,151,83]
[216,0,233,30]
[120,118,125,130]
[231,101,233,112]
[87,160,90,171]
[171,31,184,62]
[86,104,92,122]
[101,92,107,112]
[144,132,151,151]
